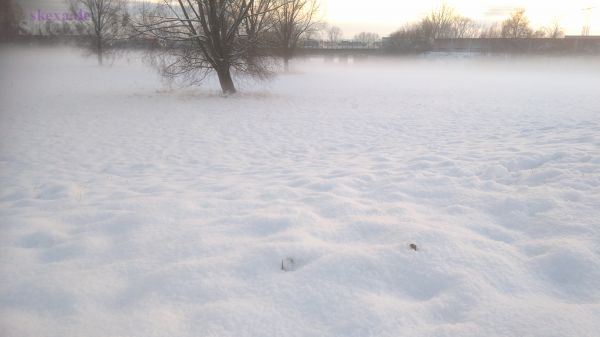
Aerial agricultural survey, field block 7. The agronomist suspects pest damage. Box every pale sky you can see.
[18,0,600,37]
[323,0,600,37]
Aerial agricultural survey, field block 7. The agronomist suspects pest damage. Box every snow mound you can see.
[1,47,600,337]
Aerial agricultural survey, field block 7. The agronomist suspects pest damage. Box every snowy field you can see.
[1,46,600,337]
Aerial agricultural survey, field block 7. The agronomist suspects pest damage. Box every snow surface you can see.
[1,46,600,337]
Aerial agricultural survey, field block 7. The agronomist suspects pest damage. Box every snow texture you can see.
[1,46,600,337]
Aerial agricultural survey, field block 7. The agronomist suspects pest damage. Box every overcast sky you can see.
[324,0,600,37]
[18,0,600,36]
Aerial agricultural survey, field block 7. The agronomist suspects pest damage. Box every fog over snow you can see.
[0,47,599,337]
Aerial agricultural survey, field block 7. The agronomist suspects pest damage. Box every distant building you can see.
[564,36,600,53]
[431,37,600,54]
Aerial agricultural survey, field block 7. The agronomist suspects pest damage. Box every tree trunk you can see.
[283,56,290,72]
[96,36,103,66]
[216,65,236,94]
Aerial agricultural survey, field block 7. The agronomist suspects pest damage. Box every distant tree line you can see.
[323,25,380,48]
[387,4,565,53]
[1,0,576,93]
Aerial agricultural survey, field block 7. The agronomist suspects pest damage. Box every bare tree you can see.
[272,0,320,72]
[419,4,480,39]
[452,16,478,38]
[60,21,75,36]
[479,23,502,38]
[546,21,564,39]
[501,9,532,38]
[532,28,547,38]
[354,31,379,46]
[69,0,128,65]
[387,22,431,53]
[135,0,273,94]
[422,3,457,39]
[327,25,342,42]
[244,0,278,60]
[73,20,92,35]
